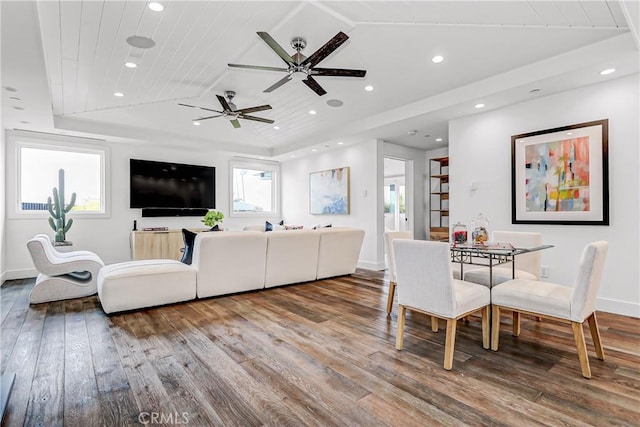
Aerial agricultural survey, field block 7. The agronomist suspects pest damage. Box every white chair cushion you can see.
[491,279,572,319]
[463,267,537,287]
[453,280,491,316]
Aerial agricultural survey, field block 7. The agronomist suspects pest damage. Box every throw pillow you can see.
[265,221,273,232]
[278,220,284,226]
[180,228,197,265]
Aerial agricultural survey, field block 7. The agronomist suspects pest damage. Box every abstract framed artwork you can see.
[511,119,609,225]
[309,167,350,215]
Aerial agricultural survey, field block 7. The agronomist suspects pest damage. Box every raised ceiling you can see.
[2,1,638,159]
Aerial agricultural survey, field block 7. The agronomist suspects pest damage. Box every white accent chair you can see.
[462,231,543,287]
[383,231,413,315]
[394,240,490,370]
[491,241,608,378]
[27,235,104,304]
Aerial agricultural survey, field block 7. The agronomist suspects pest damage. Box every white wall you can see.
[3,131,282,279]
[281,140,385,270]
[450,74,640,317]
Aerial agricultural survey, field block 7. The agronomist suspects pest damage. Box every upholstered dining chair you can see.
[394,240,490,370]
[491,241,608,378]
[27,235,104,304]
[383,230,413,315]
[462,231,543,287]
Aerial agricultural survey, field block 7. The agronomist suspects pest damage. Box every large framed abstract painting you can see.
[309,167,350,215]
[511,119,609,225]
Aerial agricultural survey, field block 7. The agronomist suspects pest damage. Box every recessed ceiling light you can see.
[148,2,164,12]
[193,121,201,126]
[327,99,344,107]
[309,110,316,115]
[566,132,573,135]
[290,154,296,158]
[259,157,265,160]
[124,62,138,68]
[114,92,124,97]
[273,125,280,130]
[126,35,156,49]
[436,138,443,142]
[432,55,444,63]
[311,148,318,152]
[407,130,417,136]
[475,103,485,109]
[337,141,344,145]
[600,68,616,75]
[364,85,374,92]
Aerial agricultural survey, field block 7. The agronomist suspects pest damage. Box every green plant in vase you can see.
[47,168,76,243]
[201,210,224,231]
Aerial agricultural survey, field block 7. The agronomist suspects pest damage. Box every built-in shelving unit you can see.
[429,156,449,241]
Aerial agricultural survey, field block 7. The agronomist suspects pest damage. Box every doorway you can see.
[383,158,409,232]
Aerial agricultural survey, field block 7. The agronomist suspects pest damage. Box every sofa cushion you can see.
[193,231,268,297]
[316,227,365,279]
[264,230,320,288]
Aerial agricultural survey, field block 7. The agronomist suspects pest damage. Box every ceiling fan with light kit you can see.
[179,91,274,129]
[228,31,367,96]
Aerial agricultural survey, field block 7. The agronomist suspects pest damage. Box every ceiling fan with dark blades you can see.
[178,91,274,128]
[228,31,366,96]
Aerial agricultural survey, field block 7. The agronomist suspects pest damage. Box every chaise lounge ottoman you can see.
[98,259,196,314]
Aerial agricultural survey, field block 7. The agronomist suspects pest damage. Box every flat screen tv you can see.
[130,159,215,210]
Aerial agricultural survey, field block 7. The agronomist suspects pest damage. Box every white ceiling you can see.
[2,1,638,160]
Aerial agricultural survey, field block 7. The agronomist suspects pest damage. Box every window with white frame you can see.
[16,140,108,216]
[230,159,279,217]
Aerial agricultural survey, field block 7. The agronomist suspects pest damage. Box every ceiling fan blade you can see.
[311,67,367,78]
[264,75,292,93]
[230,119,241,129]
[301,31,349,68]
[179,103,221,113]
[235,104,272,115]
[216,95,232,111]
[257,32,294,65]
[239,115,274,124]
[228,63,289,73]
[195,115,223,121]
[303,75,327,96]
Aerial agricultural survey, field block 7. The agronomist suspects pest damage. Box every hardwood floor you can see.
[1,270,639,426]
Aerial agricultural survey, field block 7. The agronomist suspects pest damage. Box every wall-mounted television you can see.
[130,159,215,214]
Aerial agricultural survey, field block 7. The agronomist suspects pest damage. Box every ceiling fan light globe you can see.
[290,71,306,82]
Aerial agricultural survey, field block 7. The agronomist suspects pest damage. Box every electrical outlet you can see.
[540,265,550,278]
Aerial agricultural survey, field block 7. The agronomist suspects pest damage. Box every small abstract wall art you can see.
[512,119,609,225]
[310,167,350,215]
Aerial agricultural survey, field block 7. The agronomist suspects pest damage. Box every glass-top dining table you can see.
[450,243,554,285]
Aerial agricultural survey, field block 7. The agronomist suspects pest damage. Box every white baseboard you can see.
[357,260,385,271]
[1,269,37,283]
[597,297,640,318]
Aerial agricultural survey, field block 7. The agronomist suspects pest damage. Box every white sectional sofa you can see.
[98,227,365,313]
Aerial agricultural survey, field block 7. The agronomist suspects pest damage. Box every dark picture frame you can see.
[511,119,609,225]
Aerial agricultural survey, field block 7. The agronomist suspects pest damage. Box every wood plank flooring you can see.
[1,270,639,426]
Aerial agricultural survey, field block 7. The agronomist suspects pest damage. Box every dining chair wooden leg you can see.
[491,305,501,351]
[444,319,457,370]
[512,311,521,336]
[386,281,396,315]
[571,321,592,379]
[431,316,439,332]
[481,306,490,349]
[587,312,605,361]
[395,305,407,350]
